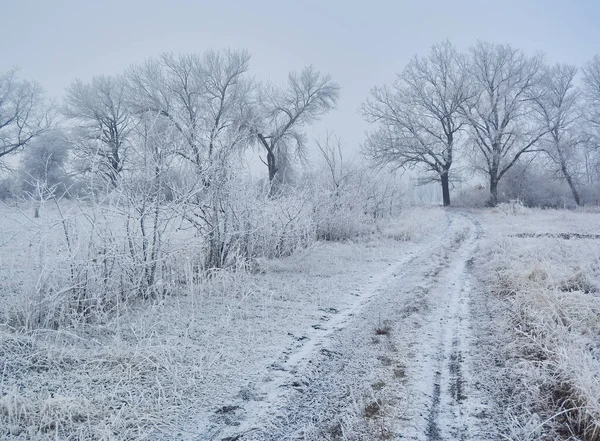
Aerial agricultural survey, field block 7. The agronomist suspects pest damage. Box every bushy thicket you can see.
[0,159,402,333]
[0,48,406,337]
[498,161,600,208]
[455,160,600,208]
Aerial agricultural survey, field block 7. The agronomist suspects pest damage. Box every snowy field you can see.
[471,205,600,440]
[1,203,599,440]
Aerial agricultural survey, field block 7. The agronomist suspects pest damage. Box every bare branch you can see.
[0,69,51,161]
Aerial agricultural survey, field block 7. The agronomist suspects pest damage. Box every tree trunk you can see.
[257,133,279,197]
[441,172,451,207]
[489,177,499,206]
[267,149,277,182]
[556,146,582,206]
[562,164,582,206]
[257,133,278,182]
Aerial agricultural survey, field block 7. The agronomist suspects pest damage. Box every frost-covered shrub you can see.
[494,199,530,215]
[312,182,375,242]
[221,182,317,261]
[309,164,402,242]
[0,196,179,331]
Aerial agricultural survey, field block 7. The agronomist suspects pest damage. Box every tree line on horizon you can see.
[1,40,600,207]
[362,41,600,207]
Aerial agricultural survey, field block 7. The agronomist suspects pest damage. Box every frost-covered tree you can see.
[0,69,50,165]
[533,64,584,205]
[128,50,255,268]
[583,55,600,133]
[127,50,253,175]
[256,66,339,192]
[361,41,469,206]
[461,42,547,205]
[64,75,133,187]
[19,130,70,195]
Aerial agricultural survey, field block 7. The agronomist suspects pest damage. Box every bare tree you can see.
[316,132,356,192]
[582,55,600,184]
[461,42,547,205]
[64,75,133,187]
[533,64,584,205]
[361,41,469,206]
[0,69,51,164]
[20,130,70,194]
[128,50,252,175]
[583,55,600,132]
[256,66,339,192]
[128,50,254,269]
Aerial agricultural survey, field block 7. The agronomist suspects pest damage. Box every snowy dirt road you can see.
[202,210,495,441]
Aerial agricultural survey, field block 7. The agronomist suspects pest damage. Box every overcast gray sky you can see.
[3,0,600,157]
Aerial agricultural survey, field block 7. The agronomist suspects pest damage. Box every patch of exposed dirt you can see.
[513,232,600,240]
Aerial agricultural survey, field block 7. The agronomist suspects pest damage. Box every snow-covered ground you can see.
[1,203,599,440]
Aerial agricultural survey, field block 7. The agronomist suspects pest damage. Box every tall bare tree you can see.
[256,66,339,191]
[64,75,133,187]
[361,41,469,206]
[461,42,547,205]
[533,64,584,205]
[0,69,50,164]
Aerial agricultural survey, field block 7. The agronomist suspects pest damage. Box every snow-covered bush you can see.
[494,199,530,216]
[311,136,403,241]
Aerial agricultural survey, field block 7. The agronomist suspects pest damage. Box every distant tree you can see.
[582,55,600,133]
[64,75,133,187]
[361,41,469,206]
[20,130,70,195]
[256,66,339,193]
[582,55,600,184]
[461,42,547,205]
[533,64,584,205]
[0,69,51,165]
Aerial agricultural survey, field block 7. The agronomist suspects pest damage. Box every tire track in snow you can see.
[422,211,487,441]
[199,211,493,440]
[208,212,455,440]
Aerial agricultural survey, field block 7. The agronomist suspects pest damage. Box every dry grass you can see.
[482,225,600,440]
